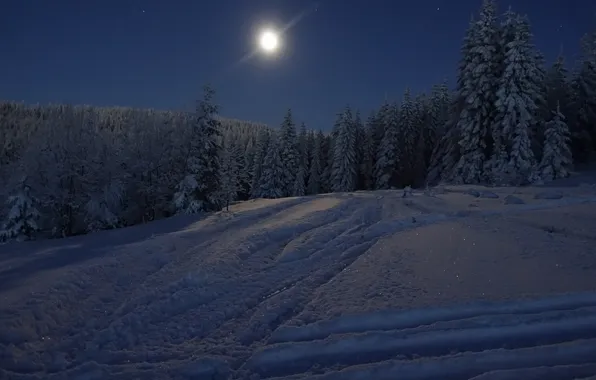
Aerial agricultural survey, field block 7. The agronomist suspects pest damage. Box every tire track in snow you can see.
[245,293,596,379]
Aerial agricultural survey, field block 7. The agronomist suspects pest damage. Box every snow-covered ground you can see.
[1,183,596,379]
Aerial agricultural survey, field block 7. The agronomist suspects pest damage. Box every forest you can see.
[1,0,595,241]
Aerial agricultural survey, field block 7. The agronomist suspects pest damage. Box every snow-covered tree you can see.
[293,123,308,196]
[571,32,596,160]
[426,82,451,166]
[399,89,418,186]
[452,0,501,184]
[307,131,324,195]
[279,109,299,197]
[293,165,306,196]
[1,181,40,242]
[539,104,572,181]
[240,138,254,200]
[361,111,378,190]
[352,111,367,190]
[331,106,357,192]
[259,131,285,199]
[172,85,222,213]
[491,12,541,185]
[374,103,401,189]
[219,141,239,210]
[250,128,270,198]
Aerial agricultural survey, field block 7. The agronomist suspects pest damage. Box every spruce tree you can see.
[374,103,401,189]
[362,111,378,190]
[250,128,270,198]
[293,123,308,196]
[331,106,357,192]
[493,12,541,185]
[172,85,222,213]
[452,0,501,184]
[425,82,451,167]
[399,89,418,186]
[259,131,285,199]
[571,32,596,160]
[0,182,41,241]
[353,111,367,190]
[219,141,239,210]
[307,131,324,195]
[279,109,299,197]
[540,103,573,181]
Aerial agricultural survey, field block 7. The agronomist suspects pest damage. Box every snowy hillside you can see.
[1,184,596,379]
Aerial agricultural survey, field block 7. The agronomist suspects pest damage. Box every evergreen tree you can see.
[425,82,451,167]
[362,111,378,190]
[571,32,596,160]
[293,165,306,196]
[259,131,285,199]
[399,89,418,186]
[219,141,239,210]
[0,181,41,241]
[232,141,249,200]
[279,109,299,197]
[331,106,357,192]
[323,119,340,193]
[374,103,401,189]
[293,123,308,196]
[172,85,222,213]
[308,130,324,195]
[452,0,501,184]
[305,130,316,188]
[539,103,573,181]
[492,12,541,185]
[250,128,270,198]
[353,111,367,190]
[241,138,255,200]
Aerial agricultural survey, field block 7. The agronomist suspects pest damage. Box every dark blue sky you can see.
[2,0,594,129]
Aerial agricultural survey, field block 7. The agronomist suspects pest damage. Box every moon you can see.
[258,29,280,54]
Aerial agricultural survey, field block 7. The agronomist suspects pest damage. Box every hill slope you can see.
[1,184,596,379]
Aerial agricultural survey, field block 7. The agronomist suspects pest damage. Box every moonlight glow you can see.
[258,29,279,53]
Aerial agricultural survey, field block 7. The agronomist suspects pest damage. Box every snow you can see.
[1,184,596,379]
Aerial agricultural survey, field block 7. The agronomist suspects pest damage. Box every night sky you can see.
[2,0,594,130]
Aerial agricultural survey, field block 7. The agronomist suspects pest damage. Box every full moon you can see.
[258,29,279,53]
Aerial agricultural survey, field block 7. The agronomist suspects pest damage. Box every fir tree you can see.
[259,131,285,199]
[307,130,324,195]
[250,128,270,198]
[293,165,306,196]
[353,111,367,190]
[571,32,596,160]
[172,85,222,213]
[399,89,418,186]
[374,103,401,189]
[452,0,501,184]
[492,12,541,185]
[219,141,239,210]
[240,138,255,200]
[1,182,41,241]
[425,82,450,168]
[362,111,378,190]
[331,106,357,192]
[293,122,308,196]
[539,103,573,181]
[279,109,299,197]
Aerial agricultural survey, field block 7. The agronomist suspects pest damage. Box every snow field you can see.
[0,185,595,379]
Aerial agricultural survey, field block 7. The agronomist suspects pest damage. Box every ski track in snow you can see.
[1,186,596,379]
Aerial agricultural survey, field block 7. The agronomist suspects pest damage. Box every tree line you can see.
[1,0,595,241]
